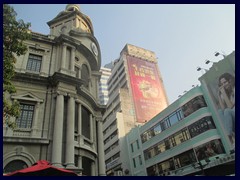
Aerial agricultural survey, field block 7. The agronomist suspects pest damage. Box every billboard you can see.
[200,52,235,149]
[127,55,168,123]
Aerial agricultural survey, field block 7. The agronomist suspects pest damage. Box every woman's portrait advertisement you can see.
[199,55,235,149]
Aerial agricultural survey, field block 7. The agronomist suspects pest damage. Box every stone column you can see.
[91,161,96,176]
[92,116,97,151]
[70,47,76,72]
[90,114,93,141]
[78,155,83,170]
[78,104,82,135]
[61,43,67,69]
[31,102,40,137]
[97,118,106,176]
[52,92,65,168]
[65,95,76,168]
[39,52,47,76]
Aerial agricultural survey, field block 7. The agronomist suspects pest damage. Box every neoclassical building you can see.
[3,4,106,176]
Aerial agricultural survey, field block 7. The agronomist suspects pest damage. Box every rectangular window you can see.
[188,116,215,138]
[26,54,42,72]
[136,140,140,149]
[16,104,35,128]
[169,113,179,126]
[153,123,162,135]
[133,158,136,168]
[138,155,142,165]
[131,143,134,152]
[141,132,148,143]
[173,132,184,146]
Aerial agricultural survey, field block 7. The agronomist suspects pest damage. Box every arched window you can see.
[81,64,89,88]
[4,160,28,173]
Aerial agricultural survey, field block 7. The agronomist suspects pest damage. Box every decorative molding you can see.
[56,90,68,96]
[11,92,44,103]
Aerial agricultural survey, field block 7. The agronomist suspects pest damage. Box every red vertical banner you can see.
[127,55,167,123]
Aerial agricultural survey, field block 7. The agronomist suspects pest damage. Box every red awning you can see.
[4,160,78,176]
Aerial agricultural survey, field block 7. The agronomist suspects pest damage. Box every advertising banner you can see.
[200,53,235,149]
[127,55,168,123]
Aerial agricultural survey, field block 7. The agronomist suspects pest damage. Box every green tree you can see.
[3,4,31,128]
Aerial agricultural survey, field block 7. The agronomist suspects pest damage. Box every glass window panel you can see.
[153,123,161,135]
[133,158,136,168]
[139,155,142,165]
[131,143,134,152]
[174,132,184,145]
[4,160,28,173]
[183,128,191,140]
[147,166,156,176]
[169,113,179,126]
[177,109,184,120]
[26,60,32,70]
[165,139,171,150]
[16,103,34,128]
[26,54,42,72]
[149,148,155,158]
[169,136,176,147]
[36,61,41,72]
[175,150,196,167]
[154,145,161,155]
[160,120,168,131]
[32,60,37,71]
[136,140,140,149]
[188,116,216,138]
[158,142,166,153]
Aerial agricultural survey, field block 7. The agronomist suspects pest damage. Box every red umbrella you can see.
[4,160,78,176]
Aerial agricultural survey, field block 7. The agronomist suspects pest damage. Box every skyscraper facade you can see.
[99,67,111,105]
[103,44,169,175]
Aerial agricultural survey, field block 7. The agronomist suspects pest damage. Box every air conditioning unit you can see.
[117,171,123,176]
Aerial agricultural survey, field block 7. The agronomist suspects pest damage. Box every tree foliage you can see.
[3,4,31,127]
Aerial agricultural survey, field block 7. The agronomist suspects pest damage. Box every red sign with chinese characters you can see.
[127,55,167,123]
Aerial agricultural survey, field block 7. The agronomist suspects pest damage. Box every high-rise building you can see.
[99,67,111,105]
[103,44,169,175]
[3,4,106,176]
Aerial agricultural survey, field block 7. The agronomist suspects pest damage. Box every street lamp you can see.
[205,59,219,71]
[215,51,226,58]
[197,67,208,72]
[197,67,208,75]
[205,59,216,64]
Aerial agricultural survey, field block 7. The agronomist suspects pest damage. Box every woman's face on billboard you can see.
[219,78,230,90]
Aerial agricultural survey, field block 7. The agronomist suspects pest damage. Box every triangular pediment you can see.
[11,92,44,103]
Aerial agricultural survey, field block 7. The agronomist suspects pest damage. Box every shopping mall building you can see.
[123,51,235,176]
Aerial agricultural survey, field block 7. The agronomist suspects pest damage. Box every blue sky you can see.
[10,4,235,104]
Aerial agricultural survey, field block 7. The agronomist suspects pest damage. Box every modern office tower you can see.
[99,67,111,105]
[3,4,106,176]
[103,44,169,175]
[125,51,235,176]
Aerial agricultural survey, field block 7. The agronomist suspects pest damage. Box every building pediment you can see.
[11,92,44,103]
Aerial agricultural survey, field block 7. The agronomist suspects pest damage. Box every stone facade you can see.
[3,4,106,176]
